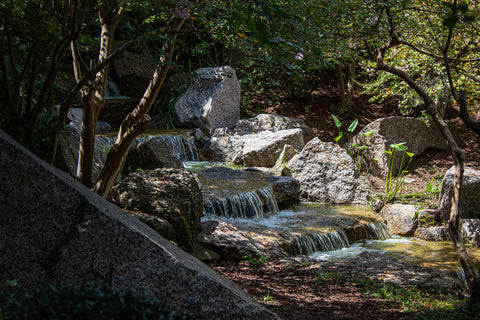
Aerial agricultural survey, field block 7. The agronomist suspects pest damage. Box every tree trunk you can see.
[458,91,480,136]
[335,63,346,112]
[345,59,355,110]
[93,16,186,198]
[375,52,480,303]
[75,14,119,186]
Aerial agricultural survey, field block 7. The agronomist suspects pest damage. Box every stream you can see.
[103,130,480,272]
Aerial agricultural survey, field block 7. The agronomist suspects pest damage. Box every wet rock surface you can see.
[122,136,184,176]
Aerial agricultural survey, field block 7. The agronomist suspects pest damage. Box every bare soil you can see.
[208,86,480,319]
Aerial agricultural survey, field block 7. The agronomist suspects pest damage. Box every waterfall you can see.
[157,135,199,161]
[203,185,279,219]
[291,229,350,256]
[100,134,199,162]
[367,222,390,240]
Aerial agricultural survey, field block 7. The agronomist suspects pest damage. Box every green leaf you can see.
[364,128,375,137]
[426,177,434,192]
[334,132,343,143]
[348,119,358,133]
[331,114,342,128]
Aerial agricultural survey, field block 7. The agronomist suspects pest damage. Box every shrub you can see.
[0,282,205,320]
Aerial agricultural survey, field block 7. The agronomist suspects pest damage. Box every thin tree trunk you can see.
[93,16,186,198]
[335,63,346,111]
[345,59,355,110]
[76,13,120,185]
[375,49,480,303]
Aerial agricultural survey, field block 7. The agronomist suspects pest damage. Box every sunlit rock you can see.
[438,166,480,219]
[350,117,449,178]
[173,66,241,135]
[288,138,372,204]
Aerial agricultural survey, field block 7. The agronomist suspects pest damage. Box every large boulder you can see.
[379,204,418,236]
[122,137,184,176]
[198,113,314,163]
[55,124,110,184]
[0,130,279,320]
[198,220,289,261]
[438,166,480,219]
[234,129,304,167]
[351,117,449,178]
[173,66,241,135]
[288,138,373,204]
[414,227,450,241]
[111,168,202,252]
[462,219,480,247]
[111,42,155,98]
[233,113,315,143]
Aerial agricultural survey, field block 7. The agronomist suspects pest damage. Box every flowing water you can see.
[100,129,200,162]
[97,129,480,272]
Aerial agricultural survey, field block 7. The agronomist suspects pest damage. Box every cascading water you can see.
[157,134,199,161]
[101,133,199,162]
[367,222,390,240]
[292,229,350,255]
[203,185,279,219]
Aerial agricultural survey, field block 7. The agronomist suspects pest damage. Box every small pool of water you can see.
[184,161,243,173]
[311,235,480,272]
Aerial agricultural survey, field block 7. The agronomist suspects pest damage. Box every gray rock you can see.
[414,227,451,241]
[288,138,373,204]
[198,220,288,261]
[55,124,110,184]
[234,113,315,143]
[197,167,300,213]
[0,129,279,320]
[265,175,301,208]
[438,166,480,219]
[112,168,202,252]
[379,204,418,236]
[173,66,241,135]
[350,117,449,178]
[66,107,112,133]
[123,137,184,176]
[203,114,315,163]
[235,129,304,167]
[273,144,296,175]
[112,42,155,98]
[462,219,480,246]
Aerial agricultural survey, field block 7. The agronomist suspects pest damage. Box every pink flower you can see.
[295,52,304,60]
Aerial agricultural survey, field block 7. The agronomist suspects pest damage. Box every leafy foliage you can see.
[0,283,204,320]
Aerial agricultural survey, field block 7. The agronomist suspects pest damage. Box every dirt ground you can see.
[208,86,480,320]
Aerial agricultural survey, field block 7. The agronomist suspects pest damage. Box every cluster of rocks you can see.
[54,66,480,250]
[378,166,480,247]
[12,62,480,318]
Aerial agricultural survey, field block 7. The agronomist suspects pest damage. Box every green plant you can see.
[331,114,358,145]
[316,271,333,281]
[426,176,445,194]
[241,251,269,265]
[151,69,190,129]
[263,290,275,302]
[383,142,415,202]
[0,282,204,319]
